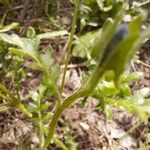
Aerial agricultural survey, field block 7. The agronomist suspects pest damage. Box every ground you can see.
[0,0,150,150]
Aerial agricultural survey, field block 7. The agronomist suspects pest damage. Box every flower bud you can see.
[100,24,128,65]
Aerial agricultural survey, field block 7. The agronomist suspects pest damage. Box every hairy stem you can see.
[43,66,104,149]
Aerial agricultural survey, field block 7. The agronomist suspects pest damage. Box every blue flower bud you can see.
[100,24,128,65]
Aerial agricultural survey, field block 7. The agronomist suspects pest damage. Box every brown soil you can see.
[0,1,150,150]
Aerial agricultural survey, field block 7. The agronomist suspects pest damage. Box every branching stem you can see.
[43,66,104,149]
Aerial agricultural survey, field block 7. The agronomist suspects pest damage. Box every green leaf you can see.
[104,97,150,123]
[0,30,68,64]
[41,113,53,122]
[36,30,69,40]
[94,81,118,98]
[40,102,51,111]
[95,16,150,83]
[9,47,39,62]
[118,84,131,97]
[128,16,143,35]
[73,3,125,61]
[73,29,102,58]
[27,102,37,113]
[96,0,112,12]
[26,26,36,38]
[119,72,143,83]
[0,33,40,61]
[0,23,19,33]
[40,46,53,68]
[0,33,24,47]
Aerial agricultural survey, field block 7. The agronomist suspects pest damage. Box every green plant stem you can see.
[0,83,32,117]
[60,0,80,93]
[43,5,126,149]
[38,103,45,149]
[53,136,68,150]
[42,66,104,149]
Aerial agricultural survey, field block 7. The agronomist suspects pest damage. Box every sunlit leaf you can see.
[26,26,36,38]
[36,30,69,40]
[96,0,112,12]
[73,29,101,58]
[119,72,143,83]
[40,46,53,68]
[0,23,19,32]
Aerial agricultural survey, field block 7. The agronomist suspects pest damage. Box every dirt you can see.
[130,40,150,91]
[0,0,150,150]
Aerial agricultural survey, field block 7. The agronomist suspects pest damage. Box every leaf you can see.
[21,38,39,58]
[118,84,131,97]
[93,81,118,98]
[0,30,69,63]
[9,47,39,62]
[27,102,37,113]
[36,30,69,40]
[41,113,53,122]
[128,15,143,35]
[119,72,143,83]
[40,46,53,68]
[73,3,125,61]
[72,29,102,58]
[0,23,19,32]
[0,33,40,61]
[96,0,112,12]
[26,26,36,38]
[0,33,24,47]
[104,98,149,123]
